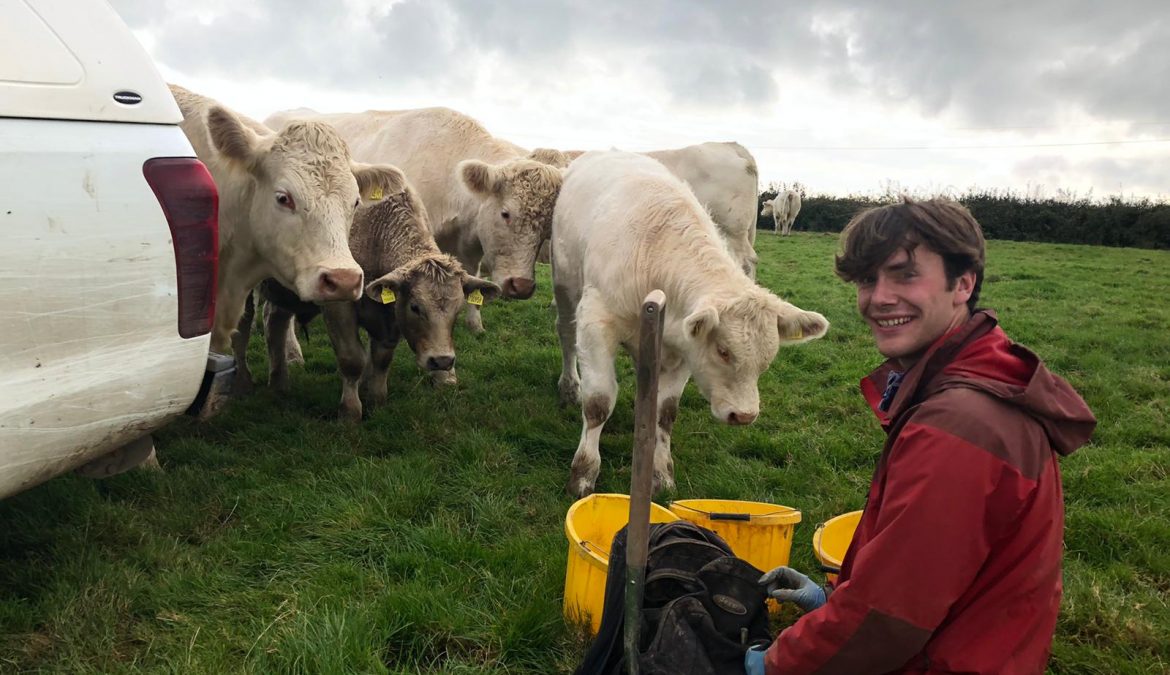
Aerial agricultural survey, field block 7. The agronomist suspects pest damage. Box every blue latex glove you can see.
[758,566,827,612]
[744,645,767,675]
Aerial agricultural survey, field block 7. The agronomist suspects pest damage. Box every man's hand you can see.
[758,566,827,612]
[744,645,767,675]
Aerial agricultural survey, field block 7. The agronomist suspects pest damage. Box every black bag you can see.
[575,520,772,675]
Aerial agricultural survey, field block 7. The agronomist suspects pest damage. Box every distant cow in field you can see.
[552,151,829,497]
[253,176,499,421]
[761,190,802,236]
[265,107,562,334]
[170,85,403,391]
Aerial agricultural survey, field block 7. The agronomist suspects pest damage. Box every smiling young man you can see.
[746,198,1097,674]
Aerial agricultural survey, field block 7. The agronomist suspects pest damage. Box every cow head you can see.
[206,106,405,303]
[458,158,563,300]
[681,288,828,425]
[527,147,572,169]
[760,199,775,218]
[364,254,500,378]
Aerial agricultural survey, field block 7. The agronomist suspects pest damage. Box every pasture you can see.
[1,233,1167,673]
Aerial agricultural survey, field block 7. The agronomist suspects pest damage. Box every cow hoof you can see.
[338,406,362,424]
[269,373,290,393]
[652,471,676,495]
[558,377,580,406]
[567,461,598,498]
[286,351,305,366]
[567,475,596,499]
[232,374,254,396]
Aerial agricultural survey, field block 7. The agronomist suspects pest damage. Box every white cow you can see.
[265,107,563,333]
[761,190,803,236]
[534,142,761,279]
[170,86,404,387]
[646,142,761,278]
[552,151,829,497]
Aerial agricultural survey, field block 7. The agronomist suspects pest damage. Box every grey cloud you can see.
[110,0,1170,127]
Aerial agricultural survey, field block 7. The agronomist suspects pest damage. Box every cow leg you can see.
[264,303,295,392]
[323,302,365,423]
[264,299,304,365]
[229,289,255,395]
[457,248,487,334]
[651,355,690,494]
[362,335,397,410]
[568,290,619,497]
[555,281,581,405]
[784,217,794,236]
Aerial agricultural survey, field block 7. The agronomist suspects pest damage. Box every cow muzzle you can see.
[313,266,363,302]
[501,277,536,299]
[425,354,456,372]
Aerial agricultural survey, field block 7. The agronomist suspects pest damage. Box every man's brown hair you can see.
[835,197,986,312]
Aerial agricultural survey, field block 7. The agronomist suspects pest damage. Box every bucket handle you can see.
[708,512,751,521]
[814,523,842,574]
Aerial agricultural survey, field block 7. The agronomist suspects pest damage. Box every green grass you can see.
[2,233,1168,673]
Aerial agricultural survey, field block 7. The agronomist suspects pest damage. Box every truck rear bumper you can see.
[185,351,236,421]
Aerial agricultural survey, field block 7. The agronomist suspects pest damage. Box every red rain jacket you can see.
[765,311,1096,674]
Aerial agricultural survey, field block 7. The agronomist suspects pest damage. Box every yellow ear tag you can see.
[369,186,383,201]
[792,327,803,340]
[380,288,396,304]
[467,289,484,306]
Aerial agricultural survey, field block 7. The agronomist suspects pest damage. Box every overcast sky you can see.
[112,0,1170,200]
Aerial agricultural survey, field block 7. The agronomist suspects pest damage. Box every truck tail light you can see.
[143,157,219,339]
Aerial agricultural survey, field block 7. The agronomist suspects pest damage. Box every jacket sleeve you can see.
[765,422,1004,674]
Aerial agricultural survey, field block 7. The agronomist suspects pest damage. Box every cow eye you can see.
[410,303,422,315]
[501,210,511,221]
[353,197,361,208]
[716,345,731,363]
[276,191,296,211]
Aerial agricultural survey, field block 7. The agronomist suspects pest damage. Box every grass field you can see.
[2,233,1168,673]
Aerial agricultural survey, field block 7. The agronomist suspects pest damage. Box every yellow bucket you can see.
[812,510,863,585]
[667,499,801,573]
[563,493,680,634]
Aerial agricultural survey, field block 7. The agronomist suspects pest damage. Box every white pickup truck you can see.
[0,0,233,499]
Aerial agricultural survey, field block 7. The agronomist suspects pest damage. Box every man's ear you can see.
[684,304,720,341]
[774,300,829,344]
[953,270,976,307]
[461,274,502,304]
[458,159,503,197]
[352,162,407,201]
[364,268,410,302]
[207,105,263,169]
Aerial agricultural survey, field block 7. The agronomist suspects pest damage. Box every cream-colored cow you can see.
[533,142,758,278]
[265,107,563,333]
[534,143,760,279]
[646,142,760,278]
[170,86,403,390]
[761,190,803,236]
[552,151,829,497]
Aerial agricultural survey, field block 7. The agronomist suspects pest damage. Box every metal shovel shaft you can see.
[624,289,666,675]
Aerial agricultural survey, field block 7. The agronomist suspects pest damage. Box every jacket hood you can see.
[862,311,1096,456]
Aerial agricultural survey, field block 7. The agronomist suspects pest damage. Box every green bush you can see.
[757,188,1170,250]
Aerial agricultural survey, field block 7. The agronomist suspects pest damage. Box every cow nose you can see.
[502,277,536,299]
[318,267,363,301]
[426,355,455,371]
[726,410,758,426]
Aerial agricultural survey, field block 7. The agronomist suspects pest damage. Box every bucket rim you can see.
[668,499,802,525]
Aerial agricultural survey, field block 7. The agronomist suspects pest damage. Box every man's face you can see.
[856,245,975,370]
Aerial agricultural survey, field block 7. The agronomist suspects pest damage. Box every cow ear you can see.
[458,159,503,197]
[353,162,407,201]
[207,106,262,167]
[364,269,409,302]
[684,304,720,341]
[775,301,829,344]
[461,274,502,304]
